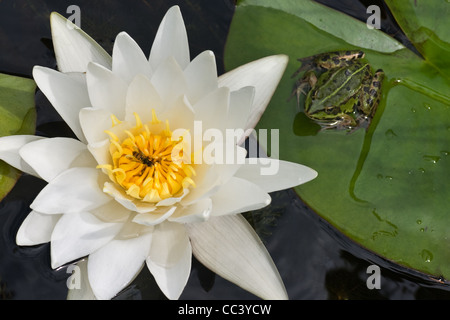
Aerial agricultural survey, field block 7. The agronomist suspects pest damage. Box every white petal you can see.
[103,182,141,211]
[149,5,190,70]
[0,135,45,177]
[132,206,176,226]
[219,54,288,131]
[147,244,191,300]
[88,232,152,300]
[179,163,220,206]
[147,221,189,267]
[112,32,152,84]
[16,210,61,246]
[150,56,187,109]
[210,177,271,216]
[115,218,153,240]
[186,214,288,299]
[180,150,244,206]
[86,62,128,119]
[33,66,90,143]
[87,139,111,166]
[180,145,245,207]
[79,108,112,145]
[19,137,96,183]
[184,50,218,104]
[147,221,191,300]
[50,211,123,268]
[103,182,157,214]
[124,74,163,123]
[31,167,111,214]
[156,188,189,207]
[218,145,247,180]
[235,159,318,193]
[99,119,134,143]
[169,197,212,223]
[90,200,131,223]
[50,12,111,73]
[192,86,229,132]
[160,95,195,134]
[227,86,255,134]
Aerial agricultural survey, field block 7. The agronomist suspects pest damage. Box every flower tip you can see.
[271,54,289,71]
[296,167,318,187]
[306,168,319,182]
[15,230,28,246]
[114,31,135,48]
[280,53,289,66]
[49,11,63,20]
[31,65,40,75]
[264,194,272,207]
[163,5,184,24]
[31,65,46,83]
[50,258,60,270]
[167,5,182,14]
[116,30,130,39]
[50,11,77,30]
[50,11,65,31]
[204,50,215,58]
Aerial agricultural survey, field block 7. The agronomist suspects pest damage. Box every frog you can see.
[291,50,384,131]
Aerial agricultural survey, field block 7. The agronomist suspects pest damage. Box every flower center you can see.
[99,111,196,203]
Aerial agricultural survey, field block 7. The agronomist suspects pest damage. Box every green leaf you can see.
[0,73,37,201]
[385,0,450,77]
[238,0,405,53]
[225,0,450,279]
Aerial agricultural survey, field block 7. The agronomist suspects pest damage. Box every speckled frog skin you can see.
[292,50,384,130]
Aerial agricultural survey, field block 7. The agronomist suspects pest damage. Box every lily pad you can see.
[225,0,450,280]
[0,73,37,201]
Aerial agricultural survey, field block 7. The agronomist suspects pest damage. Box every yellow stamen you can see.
[100,109,196,203]
[111,114,122,126]
[105,130,119,142]
[134,112,143,128]
[151,109,161,124]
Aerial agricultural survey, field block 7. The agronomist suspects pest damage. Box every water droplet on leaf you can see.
[385,129,397,139]
[423,155,440,164]
[420,249,433,263]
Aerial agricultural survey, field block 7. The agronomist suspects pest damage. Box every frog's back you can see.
[309,63,370,112]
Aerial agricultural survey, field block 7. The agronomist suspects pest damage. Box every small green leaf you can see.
[0,73,37,201]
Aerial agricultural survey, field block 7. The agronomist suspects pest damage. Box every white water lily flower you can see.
[0,6,317,300]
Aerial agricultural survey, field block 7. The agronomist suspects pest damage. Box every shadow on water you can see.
[1,0,449,299]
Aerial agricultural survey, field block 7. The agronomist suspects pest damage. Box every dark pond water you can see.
[1,0,449,300]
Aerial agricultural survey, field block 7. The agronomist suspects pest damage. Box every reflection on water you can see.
[1,0,450,299]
